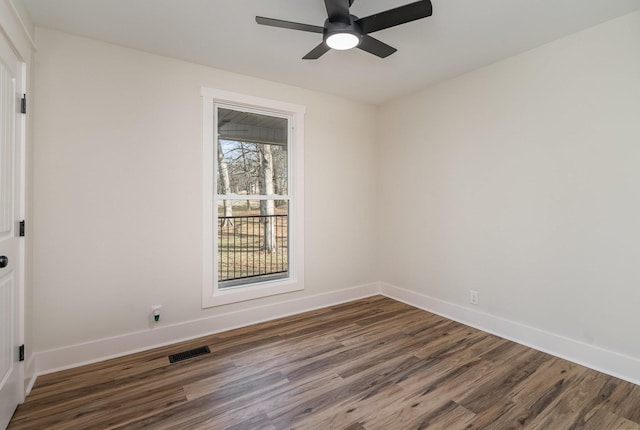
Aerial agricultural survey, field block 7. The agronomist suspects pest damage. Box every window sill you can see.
[203,278,303,307]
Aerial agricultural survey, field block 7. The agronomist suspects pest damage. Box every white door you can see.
[0,30,24,430]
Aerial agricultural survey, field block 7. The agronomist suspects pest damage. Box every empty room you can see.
[1,0,640,428]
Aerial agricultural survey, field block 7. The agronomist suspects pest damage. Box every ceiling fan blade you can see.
[324,0,351,23]
[358,35,397,58]
[302,43,331,60]
[256,16,324,33]
[357,0,433,34]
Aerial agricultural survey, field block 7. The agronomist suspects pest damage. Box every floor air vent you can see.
[168,346,211,363]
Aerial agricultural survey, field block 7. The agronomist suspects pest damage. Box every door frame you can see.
[0,33,24,430]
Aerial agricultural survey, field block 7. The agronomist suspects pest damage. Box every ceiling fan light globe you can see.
[326,32,360,50]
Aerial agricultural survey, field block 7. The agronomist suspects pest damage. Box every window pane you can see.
[217,108,288,196]
[218,200,289,288]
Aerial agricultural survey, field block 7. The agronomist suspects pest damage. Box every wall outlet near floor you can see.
[152,305,162,322]
[470,290,479,305]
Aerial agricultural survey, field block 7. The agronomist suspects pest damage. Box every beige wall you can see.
[31,28,378,351]
[377,11,640,358]
[31,9,640,367]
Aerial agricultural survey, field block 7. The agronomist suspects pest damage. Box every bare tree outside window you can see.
[258,143,276,252]
[217,143,233,227]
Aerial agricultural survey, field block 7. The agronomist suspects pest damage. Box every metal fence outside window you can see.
[218,214,288,287]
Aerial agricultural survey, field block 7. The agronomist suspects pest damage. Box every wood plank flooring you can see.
[8,296,640,429]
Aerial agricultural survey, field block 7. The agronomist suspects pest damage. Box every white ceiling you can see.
[21,0,640,105]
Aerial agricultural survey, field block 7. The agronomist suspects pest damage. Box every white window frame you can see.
[201,87,305,307]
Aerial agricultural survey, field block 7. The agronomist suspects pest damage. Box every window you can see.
[201,88,305,307]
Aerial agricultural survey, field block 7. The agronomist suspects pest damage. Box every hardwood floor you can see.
[9,296,640,429]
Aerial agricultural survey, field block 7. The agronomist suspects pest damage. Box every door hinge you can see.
[19,220,25,237]
[19,345,24,362]
[21,94,26,114]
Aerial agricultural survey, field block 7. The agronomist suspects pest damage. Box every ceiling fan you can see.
[256,0,433,59]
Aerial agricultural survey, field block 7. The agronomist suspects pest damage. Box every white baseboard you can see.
[32,281,640,389]
[34,282,380,376]
[379,282,640,386]
[24,354,37,396]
